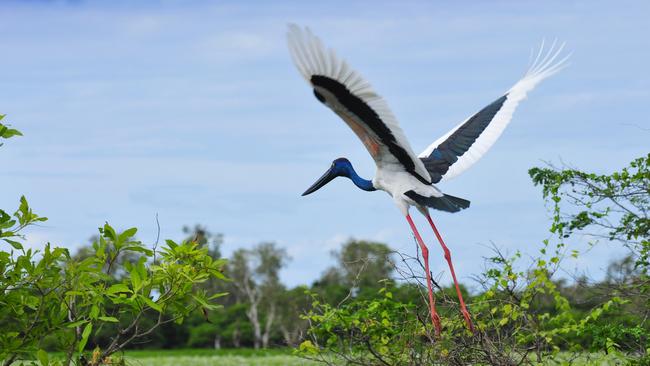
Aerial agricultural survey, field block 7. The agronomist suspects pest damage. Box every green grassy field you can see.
[122,349,318,366]
[118,349,627,366]
[7,349,629,365]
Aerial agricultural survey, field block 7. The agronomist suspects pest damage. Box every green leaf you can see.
[131,269,142,291]
[191,294,210,308]
[102,223,117,241]
[0,215,15,230]
[142,296,162,312]
[106,283,133,295]
[37,349,48,366]
[208,292,228,300]
[17,196,29,222]
[0,127,22,139]
[98,316,119,323]
[0,117,23,139]
[119,227,138,242]
[4,239,23,250]
[298,340,319,355]
[123,245,153,256]
[78,323,93,352]
[66,320,88,328]
[165,239,178,249]
[90,304,99,319]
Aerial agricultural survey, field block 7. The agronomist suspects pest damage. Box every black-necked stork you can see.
[288,24,568,335]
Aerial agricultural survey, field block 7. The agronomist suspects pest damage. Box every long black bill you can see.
[302,166,338,196]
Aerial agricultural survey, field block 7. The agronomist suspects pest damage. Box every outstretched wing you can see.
[419,41,570,183]
[287,24,432,185]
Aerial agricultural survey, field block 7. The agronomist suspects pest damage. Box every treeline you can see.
[55,224,646,355]
[64,153,649,365]
[64,229,403,350]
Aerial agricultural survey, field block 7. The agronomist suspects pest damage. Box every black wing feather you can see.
[420,95,508,183]
[312,75,431,185]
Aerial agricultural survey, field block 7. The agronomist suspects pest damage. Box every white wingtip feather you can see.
[286,24,379,98]
[522,39,571,84]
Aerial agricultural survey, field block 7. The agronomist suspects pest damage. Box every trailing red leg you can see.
[425,214,474,333]
[406,214,442,336]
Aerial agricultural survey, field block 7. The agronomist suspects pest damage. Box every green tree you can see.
[313,239,394,303]
[1,219,229,366]
[276,286,311,347]
[529,153,649,270]
[228,242,289,349]
[530,154,650,360]
[0,197,58,366]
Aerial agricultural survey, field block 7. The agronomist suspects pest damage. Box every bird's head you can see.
[302,158,355,196]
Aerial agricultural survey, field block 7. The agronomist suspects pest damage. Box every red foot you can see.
[432,312,442,336]
[461,309,474,333]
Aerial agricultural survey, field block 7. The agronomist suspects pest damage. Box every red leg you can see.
[425,213,474,332]
[406,214,442,336]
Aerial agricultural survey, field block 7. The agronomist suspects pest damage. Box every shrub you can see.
[297,154,649,365]
[0,117,229,366]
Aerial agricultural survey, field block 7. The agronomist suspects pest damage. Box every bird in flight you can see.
[287,24,568,335]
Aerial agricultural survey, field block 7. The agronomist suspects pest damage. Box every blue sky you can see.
[1,0,648,288]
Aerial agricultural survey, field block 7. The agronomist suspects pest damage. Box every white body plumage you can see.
[373,168,443,215]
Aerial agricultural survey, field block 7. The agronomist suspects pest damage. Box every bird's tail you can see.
[431,194,471,213]
[405,191,471,213]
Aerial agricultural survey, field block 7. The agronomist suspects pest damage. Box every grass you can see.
[9,348,630,366]
[120,349,627,366]
[121,349,319,366]
[542,351,628,365]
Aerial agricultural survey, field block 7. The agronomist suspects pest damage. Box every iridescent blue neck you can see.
[337,160,375,192]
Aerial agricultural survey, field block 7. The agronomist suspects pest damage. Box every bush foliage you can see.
[1,120,228,366]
